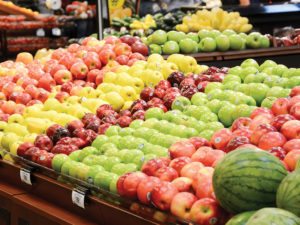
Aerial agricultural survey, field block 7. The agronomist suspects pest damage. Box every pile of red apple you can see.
[139,67,228,110]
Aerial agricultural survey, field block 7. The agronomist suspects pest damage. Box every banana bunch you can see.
[130,15,156,30]
[176,8,253,33]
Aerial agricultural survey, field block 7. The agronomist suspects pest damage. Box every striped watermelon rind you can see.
[277,170,300,217]
[213,148,288,213]
[245,208,300,225]
[225,211,256,225]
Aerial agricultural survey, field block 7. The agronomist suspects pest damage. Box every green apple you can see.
[163,41,180,54]
[200,113,218,123]
[104,148,119,157]
[240,66,259,81]
[190,95,208,106]
[129,119,144,129]
[61,160,77,176]
[82,155,97,166]
[259,60,277,71]
[206,122,224,132]
[273,77,289,88]
[101,143,117,152]
[198,29,213,40]
[272,64,288,77]
[109,175,119,194]
[105,125,121,137]
[151,30,167,45]
[92,135,108,150]
[229,34,244,50]
[244,72,267,83]
[162,110,183,122]
[92,155,108,167]
[68,162,86,179]
[111,163,137,176]
[198,37,217,52]
[187,120,206,133]
[244,96,257,106]
[78,147,98,162]
[179,38,198,54]
[223,81,241,90]
[142,118,159,129]
[267,86,289,98]
[241,59,259,69]
[121,149,144,163]
[199,130,214,141]
[259,35,270,48]
[222,29,236,36]
[231,104,251,120]
[205,82,223,94]
[235,83,250,95]
[167,30,186,43]
[118,135,137,149]
[206,99,222,114]
[215,34,230,51]
[246,32,262,49]
[132,127,149,139]
[85,165,105,184]
[94,171,118,190]
[69,150,81,161]
[145,107,164,120]
[207,89,223,101]
[261,97,277,109]
[218,104,236,127]
[118,127,134,136]
[171,96,191,111]
[239,32,248,40]
[184,105,211,120]
[228,66,243,75]
[102,156,121,171]
[263,75,280,87]
[52,154,69,172]
[287,76,300,88]
[103,137,120,151]
[186,32,199,42]
[149,146,168,157]
[248,83,269,105]
[149,44,162,54]
[210,29,221,38]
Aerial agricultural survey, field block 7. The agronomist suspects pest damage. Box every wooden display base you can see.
[0,160,169,225]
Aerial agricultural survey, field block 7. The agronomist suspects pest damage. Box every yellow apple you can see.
[103,72,117,83]
[120,86,137,101]
[193,65,209,74]
[53,113,78,126]
[122,101,133,110]
[23,133,37,143]
[97,83,118,93]
[116,65,129,73]
[25,118,50,134]
[1,132,20,150]
[132,77,144,93]
[8,114,24,124]
[104,92,125,111]
[161,62,179,79]
[9,141,23,156]
[179,56,197,73]
[147,54,164,64]
[66,96,81,104]
[167,54,185,69]
[81,98,107,113]
[3,153,15,163]
[146,62,164,71]
[115,73,134,86]
[78,87,96,98]
[4,123,29,137]
[143,70,164,87]
[0,121,7,132]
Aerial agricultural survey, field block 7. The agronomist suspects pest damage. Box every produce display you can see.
[65,1,96,18]
[0,0,39,19]
[176,8,253,33]
[146,29,270,54]
[1,32,300,225]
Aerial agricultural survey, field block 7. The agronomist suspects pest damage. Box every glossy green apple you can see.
[207,89,223,101]
[121,149,143,163]
[235,83,251,95]
[273,77,289,88]
[200,113,218,123]
[186,119,206,133]
[105,125,121,137]
[118,127,134,137]
[231,104,251,120]
[92,155,108,167]
[163,41,180,54]
[198,29,213,39]
[228,66,243,75]
[171,96,191,111]
[149,44,162,54]
[244,72,267,83]
[222,29,236,36]
[229,34,244,50]
[287,76,300,88]
[186,32,199,42]
[102,156,121,171]
[77,147,98,162]
[145,107,164,120]
[86,165,105,184]
[167,30,186,43]
[206,122,224,132]
[240,66,259,81]
[142,118,159,129]
[68,162,87,179]
[223,74,241,84]
[110,163,137,176]
[104,148,119,157]
[52,154,69,172]
[183,105,211,120]
[223,81,241,91]
[101,143,118,153]
[82,155,99,166]
[248,83,269,105]
[149,146,168,157]
[94,171,118,190]
[272,64,288,77]
[218,104,236,127]
[68,150,81,161]
[259,60,277,72]
[109,175,120,194]
[259,35,270,48]
[151,30,167,45]
[199,130,214,141]
[92,135,108,150]
[129,119,144,129]
[206,99,222,114]
[183,128,198,138]
[261,96,277,109]
[267,86,289,98]
[263,75,280,87]
[198,37,216,52]
[246,32,261,49]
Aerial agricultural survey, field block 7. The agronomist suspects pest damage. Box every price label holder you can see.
[36,28,45,37]
[20,166,35,185]
[72,186,89,209]
[52,28,61,36]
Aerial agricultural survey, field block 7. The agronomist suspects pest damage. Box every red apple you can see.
[130,52,146,60]
[169,140,196,159]
[96,104,113,119]
[66,120,84,134]
[154,167,178,182]
[117,116,132,128]
[210,128,232,150]
[150,181,178,211]
[283,139,300,153]
[231,117,252,131]
[226,136,250,152]
[122,172,148,199]
[104,36,121,45]
[283,149,300,171]
[171,177,193,192]
[271,98,290,115]
[117,173,131,197]
[258,131,287,150]
[191,147,226,166]
[290,102,300,120]
[169,156,192,174]
[34,134,53,151]
[290,86,300,97]
[17,142,34,157]
[287,96,300,111]
[188,137,211,149]
[271,114,295,130]
[190,198,224,225]
[141,158,168,176]
[137,176,161,205]
[55,91,70,103]
[250,123,277,145]
[70,62,88,80]
[61,82,74,93]
[232,128,252,140]
[268,147,286,160]
[193,167,214,199]
[249,114,274,131]
[83,52,102,70]
[54,69,72,85]
[170,192,197,220]
[250,107,274,119]
[131,42,149,56]
[15,93,32,105]
[281,120,300,139]
[49,64,67,76]
[120,35,137,46]
[86,69,101,83]
[98,123,111,134]
[99,50,116,65]
[180,162,204,180]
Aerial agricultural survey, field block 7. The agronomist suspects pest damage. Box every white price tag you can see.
[36,28,45,37]
[46,0,62,10]
[52,28,61,36]
[72,189,85,209]
[20,168,32,185]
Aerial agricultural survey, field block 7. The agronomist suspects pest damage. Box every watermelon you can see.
[213,148,288,213]
[277,170,300,217]
[246,208,300,225]
[225,211,256,225]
